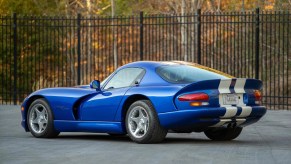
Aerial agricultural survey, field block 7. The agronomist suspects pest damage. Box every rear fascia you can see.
[159,78,266,130]
[158,106,266,130]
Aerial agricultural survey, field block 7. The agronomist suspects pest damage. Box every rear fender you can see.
[114,85,182,122]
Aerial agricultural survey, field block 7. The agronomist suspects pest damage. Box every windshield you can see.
[156,65,231,84]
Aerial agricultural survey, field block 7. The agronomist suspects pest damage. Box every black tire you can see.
[125,100,167,144]
[204,127,242,141]
[27,98,60,138]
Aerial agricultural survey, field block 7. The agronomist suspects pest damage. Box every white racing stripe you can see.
[218,79,232,93]
[221,106,237,118]
[212,79,253,128]
[238,106,252,117]
[210,119,232,127]
[234,78,246,93]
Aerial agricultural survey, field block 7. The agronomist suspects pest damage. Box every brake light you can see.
[178,93,209,101]
[254,90,262,104]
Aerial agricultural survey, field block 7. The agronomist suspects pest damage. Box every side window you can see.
[104,68,145,90]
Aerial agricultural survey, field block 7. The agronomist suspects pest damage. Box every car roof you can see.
[114,61,233,86]
[115,61,186,86]
[119,61,179,70]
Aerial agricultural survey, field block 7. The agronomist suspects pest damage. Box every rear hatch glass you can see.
[156,65,232,84]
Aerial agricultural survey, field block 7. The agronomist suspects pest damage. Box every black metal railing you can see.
[0,8,290,110]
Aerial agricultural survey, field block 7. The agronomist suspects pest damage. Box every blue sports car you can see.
[21,61,266,143]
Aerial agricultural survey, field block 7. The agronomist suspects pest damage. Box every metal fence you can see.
[0,9,290,109]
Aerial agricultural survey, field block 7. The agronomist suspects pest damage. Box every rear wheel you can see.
[125,100,167,144]
[27,98,59,138]
[204,127,242,141]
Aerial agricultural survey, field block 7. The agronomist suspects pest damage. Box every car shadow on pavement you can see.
[53,133,250,145]
[57,134,131,142]
[163,137,249,145]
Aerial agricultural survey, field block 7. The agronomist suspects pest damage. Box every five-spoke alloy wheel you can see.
[27,98,59,138]
[128,106,149,138]
[125,100,167,143]
[29,104,48,134]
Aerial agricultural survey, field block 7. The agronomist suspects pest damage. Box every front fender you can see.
[21,88,98,121]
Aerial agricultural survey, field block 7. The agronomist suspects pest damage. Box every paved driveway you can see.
[0,105,291,164]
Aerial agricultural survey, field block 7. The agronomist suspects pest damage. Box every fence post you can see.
[77,13,81,85]
[139,11,144,61]
[197,9,201,64]
[255,8,260,79]
[13,13,17,105]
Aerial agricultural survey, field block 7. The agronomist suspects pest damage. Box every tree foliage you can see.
[1,0,290,16]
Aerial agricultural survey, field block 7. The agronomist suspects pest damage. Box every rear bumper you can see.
[158,106,266,130]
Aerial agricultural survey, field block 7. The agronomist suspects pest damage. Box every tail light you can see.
[254,90,262,104]
[178,93,209,106]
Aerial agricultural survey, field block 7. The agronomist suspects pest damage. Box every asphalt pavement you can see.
[0,105,291,164]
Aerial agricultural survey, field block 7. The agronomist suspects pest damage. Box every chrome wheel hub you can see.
[128,106,149,138]
[29,104,48,134]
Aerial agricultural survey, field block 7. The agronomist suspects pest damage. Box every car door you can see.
[79,67,145,121]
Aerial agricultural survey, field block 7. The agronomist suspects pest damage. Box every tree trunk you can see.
[111,0,118,69]
[86,0,92,84]
[65,3,75,86]
[191,0,198,62]
[181,0,187,61]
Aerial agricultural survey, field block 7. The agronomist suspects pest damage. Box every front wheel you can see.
[27,98,59,138]
[125,100,167,144]
[204,127,242,141]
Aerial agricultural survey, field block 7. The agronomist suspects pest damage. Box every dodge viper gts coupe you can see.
[21,61,266,143]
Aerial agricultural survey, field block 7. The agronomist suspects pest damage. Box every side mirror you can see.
[90,80,101,91]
